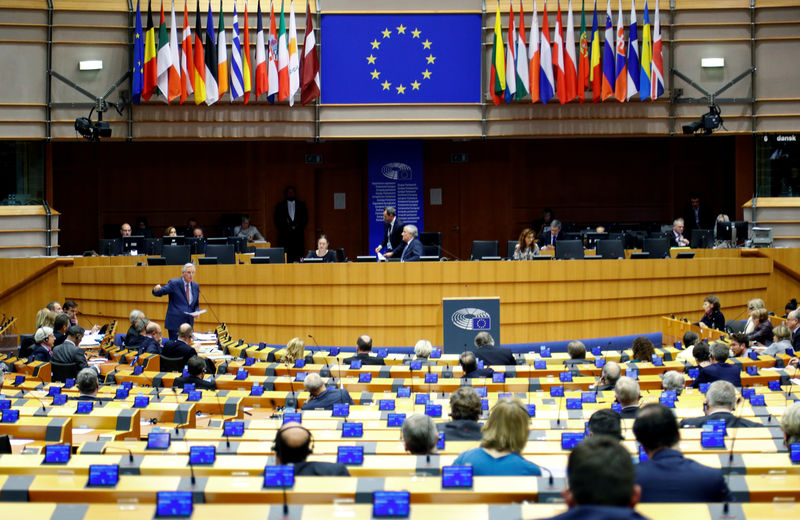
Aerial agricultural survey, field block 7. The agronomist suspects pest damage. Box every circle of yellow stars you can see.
[365,24,436,95]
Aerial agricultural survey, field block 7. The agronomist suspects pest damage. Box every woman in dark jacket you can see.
[699,295,725,331]
[748,308,774,346]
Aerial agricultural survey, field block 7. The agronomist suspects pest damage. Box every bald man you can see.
[274,422,350,476]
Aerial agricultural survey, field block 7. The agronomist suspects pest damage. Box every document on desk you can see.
[185,310,207,318]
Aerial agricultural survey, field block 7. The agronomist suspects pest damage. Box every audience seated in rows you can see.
[474,331,515,366]
[453,398,541,476]
[748,308,773,346]
[403,339,437,366]
[126,317,148,349]
[691,342,741,388]
[125,309,146,345]
[76,367,105,401]
[280,337,313,366]
[591,361,621,391]
[761,325,795,357]
[173,355,217,390]
[401,414,438,455]
[273,422,350,476]
[629,337,655,363]
[729,332,750,358]
[680,380,762,428]
[633,403,733,503]
[302,372,353,410]
[459,351,494,379]
[563,341,593,372]
[660,371,685,395]
[675,331,700,365]
[436,387,483,441]
[52,326,88,370]
[53,313,70,347]
[343,335,384,366]
[162,324,197,365]
[28,326,54,363]
[138,322,163,356]
[615,377,640,419]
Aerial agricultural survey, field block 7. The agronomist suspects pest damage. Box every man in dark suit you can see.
[162,324,197,365]
[787,309,800,349]
[274,185,308,263]
[173,355,217,390]
[125,309,146,345]
[28,326,54,363]
[680,380,763,428]
[436,387,483,441]
[591,361,621,392]
[538,219,563,251]
[343,335,385,366]
[615,377,640,419]
[563,340,594,374]
[75,367,107,401]
[387,224,423,262]
[691,342,742,387]
[125,318,148,350]
[666,218,690,247]
[459,351,494,379]
[541,436,646,520]
[682,194,713,235]
[301,373,353,410]
[633,403,732,502]
[474,332,515,366]
[53,313,69,347]
[137,322,163,356]
[152,263,199,341]
[52,325,89,371]
[375,206,404,256]
[274,422,350,476]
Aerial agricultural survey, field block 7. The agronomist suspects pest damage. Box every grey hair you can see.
[76,367,98,395]
[129,309,145,324]
[550,219,562,229]
[706,380,737,410]
[781,402,800,445]
[474,331,494,348]
[303,372,324,393]
[710,342,730,363]
[614,377,640,406]
[34,326,53,343]
[182,262,195,273]
[404,224,418,237]
[661,371,685,395]
[384,207,396,216]
[401,413,438,454]
[414,339,432,358]
[602,361,622,384]
[673,218,685,226]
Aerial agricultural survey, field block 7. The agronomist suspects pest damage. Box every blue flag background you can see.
[321,14,481,104]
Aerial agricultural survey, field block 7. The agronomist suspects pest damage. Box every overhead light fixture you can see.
[701,58,725,69]
[79,60,103,71]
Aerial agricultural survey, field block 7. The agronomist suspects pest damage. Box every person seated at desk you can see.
[633,403,733,503]
[474,331,515,366]
[459,351,494,379]
[305,234,337,262]
[273,422,349,475]
[280,336,314,366]
[697,295,725,331]
[563,340,593,373]
[162,324,197,365]
[614,377,640,419]
[590,361,621,392]
[125,317,148,350]
[136,322,163,356]
[513,228,540,260]
[402,339,437,367]
[666,218,690,247]
[675,331,701,365]
[690,341,712,369]
[401,414,439,455]
[629,337,655,364]
[76,368,107,401]
[680,380,762,428]
[587,409,623,440]
[164,226,178,237]
[53,313,69,347]
[173,355,217,390]
[124,310,146,346]
[437,387,483,441]
[542,436,646,520]
[787,308,800,350]
[781,402,800,449]
[729,332,750,358]
[660,371,686,396]
[384,224,423,262]
[538,220,563,251]
[233,215,265,242]
[52,326,89,371]
[343,335,385,366]
[453,398,541,476]
[691,342,742,388]
[758,324,794,357]
[301,373,353,410]
[28,326,54,363]
[748,308,774,347]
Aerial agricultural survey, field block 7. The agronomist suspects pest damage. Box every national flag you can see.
[505,5,517,103]
[204,2,220,105]
[539,0,555,104]
[613,0,626,102]
[564,0,578,102]
[489,2,505,105]
[528,0,540,103]
[287,0,300,106]
[601,0,615,100]
[589,0,601,102]
[300,0,320,105]
[553,1,566,104]
[639,0,651,101]
[255,0,268,98]
[193,0,206,105]
[651,0,664,99]
[132,0,144,104]
[242,1,252,103]
[626,0,639,100]
[180,1,194,104]
[230,1,245,100]
[217,2,228,98]
[515,1,530,100]
[277,1,290,102]
[143,0,158,101]
[267,1,280,102]
[577,0,589,102]
[167,1,181,101]
[156,1,173,101]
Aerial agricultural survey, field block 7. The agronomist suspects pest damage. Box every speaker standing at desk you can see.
[152,263,200,341]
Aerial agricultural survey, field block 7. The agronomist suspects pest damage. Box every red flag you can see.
[180,1,194,104]
[553,1,567,104]
[142,0,158,101]
[255,0,268,98]
[192,0,206,104]
[577,0,590,102]
[300,1,320,104]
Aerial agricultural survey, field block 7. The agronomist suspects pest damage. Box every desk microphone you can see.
[538,464,555,487]
[211,390,232,451]
[77,311,98,330]
[138,371,162,401]
[722,395,746,515]
[22,386,49,413]
[785,365,798,404]
[101,445,135,464]
[555,390,565,429]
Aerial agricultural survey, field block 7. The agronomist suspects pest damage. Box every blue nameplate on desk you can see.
[147,432,171,449]
[475,387,488,397]
[550,386,564,397]
[156,491,193,518]
[396,387,411,398]
[652,355,664,366]
[187,391,201,401]
[358,373,372,383]
[342,422,363,438]
[329,347,340,357]
[425,403,442,417]
[350,360,363,369]
[235,369,248,380]
[526,404,536,417]
[182,383,195,394]
[283,412,302,424]
[425,373,438,384]
[559,372,573,382]
[410,361,422,371]
[43,444,70,464]
[332,403,350,417]
[437,432,445,449]
[337,445,364,465]
[250,384,264,396]
[595,358,606,368]
[0,399,10,410]
[746,366,758,376]
[492,373,505,383]
[581,392,597,403]
[749,351,759,360]
[295,372,308,382]
[688,368,700,379]
[134,395,149,408]
[224,421,245,437]
[540,347,551,357]
[566,398,582,410]
[87,464,119,487]
[115,388,129,400]
[387,413,406,427]
[534,360,547,369]
[611,403,622,413]
[76,401,93,414]
[704,420,727,435]
[790,443,800,463]
[561,432,584,449]
[189,446,215,465]
[293,359,304,368]
[414,394,429,405]
[263,465,294,488]
[701,431,725,449]
[741,388,755,399]
[481,399,489,410]
[430,349,442,359]
[659,396,675,408]
[627,369,639,380]
[699,383,711,393]
[64,378,75,388]
[378,399,395,411]
[749,395,766,406]
[48,386,61,397]
[133,366,143,375]
[768,380,781,391]
[244,357,256,366]
[377,348,388,358]
[592,346,602,356]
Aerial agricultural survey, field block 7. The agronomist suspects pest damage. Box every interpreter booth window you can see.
[755,134,800,197]
[0,141,45,205]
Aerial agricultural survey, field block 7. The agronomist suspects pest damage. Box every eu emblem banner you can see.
[321,14,482,104]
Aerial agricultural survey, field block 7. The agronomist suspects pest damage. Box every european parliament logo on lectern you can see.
[442,297,500,355]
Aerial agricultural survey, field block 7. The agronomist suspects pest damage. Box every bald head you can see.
[178,323,193,341]
[275,422,312,464]
[279,422,310,449]
[356,335,373,353]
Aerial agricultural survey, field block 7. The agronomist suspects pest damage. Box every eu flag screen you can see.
[321,14,481,104]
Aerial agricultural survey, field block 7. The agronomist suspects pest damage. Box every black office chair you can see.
[0,435,11,455]
[422,244,440,257]
[595,239,625,259]
[144,238,162,256]
[470,240,499,260]
[336,248,346,262]
[162,245,191,265]
[643,237,670,259]
[420,232,441,247]
[50,361,79,383]
[506,240,516,259]
[254,247,286,264]
[206,244,235,265]
[555,240,584,260]
[160,355,185,372]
